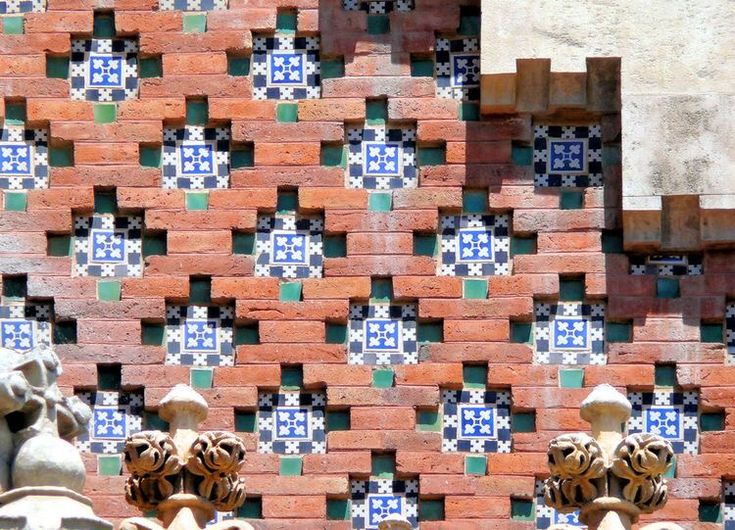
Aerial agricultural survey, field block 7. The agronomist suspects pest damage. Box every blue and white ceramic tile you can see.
[159,0,226,10]
[0,0,44,13]
[351,479,418,530]
[252,35,320,100]
[435,37,480,101]
[439,214,511,276]
[0,126,48,190]
[534,125,603,188]
[441,388,511,453]
[257,391,326,455]
[255,214,324,279]
[348,303,418,365]
[535,480,586,529]
[347,126,417,190]
[629,254,703,277]
[206,512,235,528]
[165,305,234,367]
[73,214,143,278]
[725,481,735,529]
[70,39,139,102]
[162,126,230,190]
[342,0,413,13]
[75,390,144,454]
[627,390,699,455]
[0,302,52,352]
[534,302,606,365]
[727,303,735,364]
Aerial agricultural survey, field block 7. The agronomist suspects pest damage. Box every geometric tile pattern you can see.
[254,213,324,279]
[435,37,480,101]
[0,126,49,190]
[342,0,413,13]
[728,302,735,364]
[0,302,52,352]
[441,388,512,453]
[348,303,418,365]
[535,480,586,529]
[534,302,606,365]
[159,0,226,10]
[73,214,143,278]
[346,126,417,190]
[534,124,603,188]
[629,254,703,277]
[725,481,735,529]
[438,213,511,276]
[257,391,326,455]
[164,305,235,367]
[0,0,44,13]
[252,35,320,100]
[162,126,230,190]
[627,390,699,455]
[70,39,139,102]
[350,479,419,530]
[75,390,144,454]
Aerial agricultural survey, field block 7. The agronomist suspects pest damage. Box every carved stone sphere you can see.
[12,433,86,492]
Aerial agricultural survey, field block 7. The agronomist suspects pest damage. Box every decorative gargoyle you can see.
[121,384,252,530]
[543,384,679,530]
[0,344,111,530]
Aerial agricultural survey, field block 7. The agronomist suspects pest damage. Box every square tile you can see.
[165,304,234,367]
[435,37,480,101]
[347,126,417,190]
[0,302,52,352]
[348,303,418,365]
[342,0,414,13]
[0,0,44,13]
[73,215,143,278]
[252,35,320,100]
[70,39,139,102]
[535,480,585,528]
[75,390,143,454]
[534,302,606,365]
[629,254,703,277]
[257,391,326,454]
[159,0,226,10]
[350,479,418,530]
[441,389,511,453]
[255,214,324,279]
[627,390,699,455]
[439,214,510,276]
[534,125,602,187]
[725,481,735,529]
[162,126,230,189]
[0,126,48,189]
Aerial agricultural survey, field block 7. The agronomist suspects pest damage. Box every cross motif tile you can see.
[162,126,230,189]
[159,0,226,10]
[257,391,326,454]
[70,39,139,102]
[350,479,418,530]
[629,254,703,277]
[627,390,699,455]
[73,214,143,278]
[347,126,417,190]
[435,37,480,101]
[439,214,511,276]
[341,0,414,13]
[252,35,320,100]
[75,390,144,454]
[535,479,586,529]
[534,302,606,365]
[441,389,511,453]
[255,214,324,279]
[348,303,417,365]
[0,126,48,190]
[0,302,52,352]
[534,125,603,187]
[0,0,45,13]
[725,481,735,529]
[165,305,234,367]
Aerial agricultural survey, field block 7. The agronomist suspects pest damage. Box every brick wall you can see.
[0,0,733,528]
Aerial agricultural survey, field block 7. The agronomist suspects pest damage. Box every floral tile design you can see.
[75,390,144,454]
[350,479,419,530]
[165,305,234,367]
[438,213,511,276]
[0,302,52,352]
[162,126,230,190]
[346,126,417,190]
[255,213,324,279]
[70,39,138,102]
[348,303,418,365]
[627,390,699,455]
[534,125,602,188]
[257,391,326,454]
[0,0,45,13]
[73,214,143,278]
[441,388,511,453]
[252,35,320,100]
[0,126,48,190]
[629,254,703,276]
[534,302,606,365]
[435,37,480,101]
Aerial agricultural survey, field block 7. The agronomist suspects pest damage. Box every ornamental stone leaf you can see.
[611,433,674,512]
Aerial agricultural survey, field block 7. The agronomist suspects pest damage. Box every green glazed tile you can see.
[190,367,213,389]
[559,368,584,388]
[2,276,26,298]
[142,233,167,257]
[463,278,487,299]
[559,277,585,301]
[93,104,117,124]
[46,56,69,79]
[238,497,262,518]
[326,323,347,344]
[186,191,208,211]
[183,13,206,33]
[700,322,723,343]
[280,282,302,302]
[417,146,446,166]
[372,368,394,388]
[416,409,441,432]
[228,56,250,76]
[275,11,297,32]
[321,58,345,79]
[3,16,24,35]
[368,192,391,212]
[186,99,208,125]
[459,102,479,122]
[139,56,162,78]
[321,145,346,167]
[463,364,487,388]
[365,99,388,124]
[276,103,298,123]
[97,280,121,301]
[235,411,257,432]
[234,325,259,345]
[607,322,632,343]
[413,233,437,256]
[281,365,303,389]
[417,321,443,343]
[700,412,725,432]
[370,278,393,301]
[4,192,26,211]
[279,456,302,476]
[144,411,168,431]
[656,277,680,299]
[326,410,351,431]
[97,363,121,390]
[327,499,350,520]
[511,412,536,433]
[510,499,534,521]
[366,14,389,35]
[94,191,117,214]
[458,7,480,36]
[462,189,487,213]
[510,236,537,255]
[141,323,165,346]
[371,453,395,478]
[277,190,298,212]
[699,501,723,523]
[53,321,77,344]
[560,190,584,210]
[655,365,677,387]
[511,145,533,166]
[323,235,347,258]
[5,102,26,125]
[98,455,121,476]
[93,13,116,38]
[48,145,74,166]
[232,232,255,254]
[601,230,624,253]
[510,322,532,344]
[47,235,71,256]
[139,146,162,168]
[419,499,445,521]
[189,277,211,304]
[465,455,486,476]
[231,147,254,168]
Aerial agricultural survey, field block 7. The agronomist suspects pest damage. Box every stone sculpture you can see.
[544,384,677,530]
[0,344,111,529]
[121,384,252,530]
